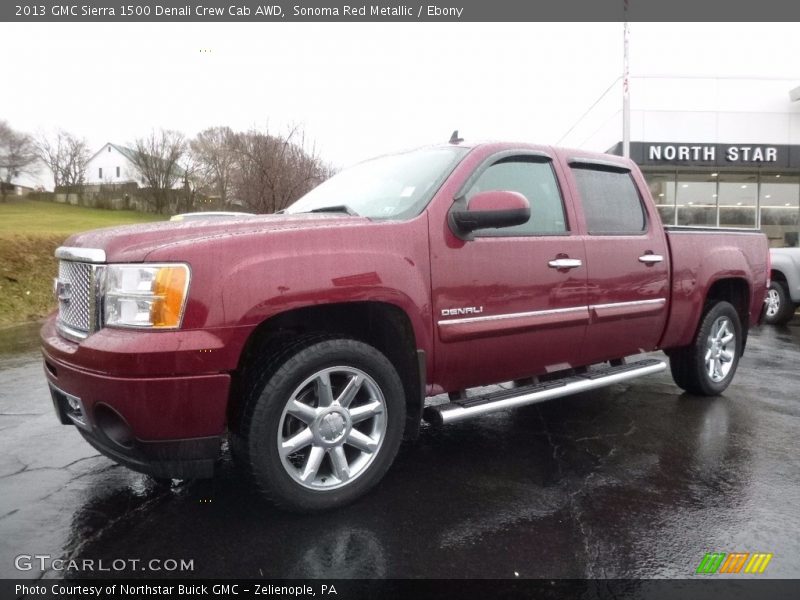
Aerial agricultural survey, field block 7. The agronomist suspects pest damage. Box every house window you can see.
[98,167,103,179]
[108,146,111,152]
[116,166,120,178]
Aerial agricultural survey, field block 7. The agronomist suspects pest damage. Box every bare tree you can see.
[229,125,332,214]
[35,130,90,202]
[190,126,235,207]
[129,129,187,214]
[177,156,206,214]
[0,121,37,201]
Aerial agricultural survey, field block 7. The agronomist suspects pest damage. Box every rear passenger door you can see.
[565,158,670,365]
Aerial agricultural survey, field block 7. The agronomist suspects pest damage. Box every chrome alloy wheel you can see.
[766,288,781,318]
[704,316,736,383]
[277,366,387,490]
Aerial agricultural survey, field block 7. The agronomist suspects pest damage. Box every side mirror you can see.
[449,190,531,239]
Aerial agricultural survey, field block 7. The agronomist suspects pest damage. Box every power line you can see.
[556,76,621,146]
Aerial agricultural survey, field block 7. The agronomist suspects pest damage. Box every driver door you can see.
[430,153,589,392]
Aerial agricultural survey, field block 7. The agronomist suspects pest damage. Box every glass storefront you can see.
[643,170,800,247]
[760,173,800,247]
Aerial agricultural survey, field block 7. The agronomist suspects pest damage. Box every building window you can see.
[718,173,757,229]
[676,173,717,227]
[647,173,676,225]
[98,167,102,179]
[116,166,120,178]
[760,173,800,247]
[108,146,111,152]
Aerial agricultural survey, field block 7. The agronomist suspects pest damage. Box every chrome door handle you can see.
[638,254,664,264]
[548,258,583,269]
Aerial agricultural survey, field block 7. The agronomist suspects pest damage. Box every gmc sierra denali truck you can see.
[41,140,769,512]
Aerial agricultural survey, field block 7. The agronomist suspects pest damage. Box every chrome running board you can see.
[423,358,666,425]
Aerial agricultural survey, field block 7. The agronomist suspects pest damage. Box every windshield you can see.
[285,146,469,220]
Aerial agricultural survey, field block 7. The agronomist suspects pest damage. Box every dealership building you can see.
[563,77,800,247]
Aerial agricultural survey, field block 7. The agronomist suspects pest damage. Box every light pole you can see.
[622,1,630,158]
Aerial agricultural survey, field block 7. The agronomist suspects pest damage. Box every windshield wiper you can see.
[307,205,360,216]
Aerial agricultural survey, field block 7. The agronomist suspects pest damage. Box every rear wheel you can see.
[669,301,742,396]
[234,338,405,512]
[764,280,795,325]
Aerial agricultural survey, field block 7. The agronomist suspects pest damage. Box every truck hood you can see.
[61,213,368,263]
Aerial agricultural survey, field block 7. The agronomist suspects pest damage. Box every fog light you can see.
[67,396,81,411]
[94,404,134,449]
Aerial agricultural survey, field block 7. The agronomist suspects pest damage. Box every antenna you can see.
[449,130,464,144]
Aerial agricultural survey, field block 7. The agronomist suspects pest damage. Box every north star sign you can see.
[610,141,800,168]
[648,144,777,163]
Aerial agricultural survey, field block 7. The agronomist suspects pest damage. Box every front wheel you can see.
[764,281,795,325]
[669,301,742,396]
[235,338,405,512]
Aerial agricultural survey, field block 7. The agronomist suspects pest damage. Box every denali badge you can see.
[441,306,484,317]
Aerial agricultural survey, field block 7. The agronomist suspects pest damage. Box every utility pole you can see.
[622,1,631,158]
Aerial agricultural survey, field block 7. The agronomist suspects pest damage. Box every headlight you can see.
[103,264,190,329]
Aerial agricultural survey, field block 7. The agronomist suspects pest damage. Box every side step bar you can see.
[423,358,666,425]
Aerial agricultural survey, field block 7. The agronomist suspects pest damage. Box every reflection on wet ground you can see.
[0,319,799,579]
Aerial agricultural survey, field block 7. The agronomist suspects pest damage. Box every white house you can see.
[84,142,184,188]
[84,143,146,186]
[4,157,55,193]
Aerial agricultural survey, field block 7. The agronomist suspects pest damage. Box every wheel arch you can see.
[229,301,425,441]
[705,277,751,351]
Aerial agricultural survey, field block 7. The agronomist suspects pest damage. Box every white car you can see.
[765,247,800,324]
[170,211,256,222]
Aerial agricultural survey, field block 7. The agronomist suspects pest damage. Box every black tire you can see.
[234,338,405,512]
[764,280,795,325]
[669,301,742,396]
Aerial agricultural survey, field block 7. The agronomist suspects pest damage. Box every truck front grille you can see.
[56,260,95,338]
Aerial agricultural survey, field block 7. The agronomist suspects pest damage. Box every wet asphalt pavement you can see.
[1,319,799,580]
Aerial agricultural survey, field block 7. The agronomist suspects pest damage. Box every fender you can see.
[660,242,757,350]
[216,222,433,370]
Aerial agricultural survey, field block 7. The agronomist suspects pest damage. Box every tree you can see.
[129,129,187,214]
[35,130,90,201]
[0,121,37,202]
[190,126,235,207]
[177,156,205,214]
[229,125,332,214]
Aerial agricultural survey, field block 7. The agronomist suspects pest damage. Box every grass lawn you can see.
[0,198,164,326]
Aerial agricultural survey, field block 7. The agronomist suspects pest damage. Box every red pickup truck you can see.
[41,140,769,511]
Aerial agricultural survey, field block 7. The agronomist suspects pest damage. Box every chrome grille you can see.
[57,260,94,336]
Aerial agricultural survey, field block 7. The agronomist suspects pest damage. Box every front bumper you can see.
[41,316,232,478]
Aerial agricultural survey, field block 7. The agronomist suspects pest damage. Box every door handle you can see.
[548,258,583,269]
[638,254,664,264]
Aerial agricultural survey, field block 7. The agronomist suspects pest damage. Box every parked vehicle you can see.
[41,140,769,511]
[170,211,255,221]
[765,247,800,325]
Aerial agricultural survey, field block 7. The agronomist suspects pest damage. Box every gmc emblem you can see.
[54,278,72,303]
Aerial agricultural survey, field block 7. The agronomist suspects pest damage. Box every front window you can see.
[285,146,469,220]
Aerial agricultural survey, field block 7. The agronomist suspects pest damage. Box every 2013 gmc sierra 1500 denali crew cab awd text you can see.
[41,140,769,511]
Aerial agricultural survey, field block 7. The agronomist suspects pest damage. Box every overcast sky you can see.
[2,22,800,167]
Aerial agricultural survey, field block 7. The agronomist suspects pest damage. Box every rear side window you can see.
[466,158,567,236]
[571,167,646,234]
